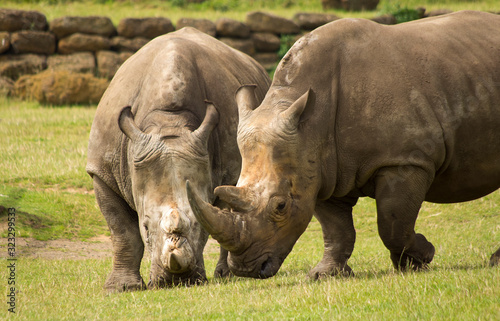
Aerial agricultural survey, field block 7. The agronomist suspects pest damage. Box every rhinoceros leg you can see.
[93,176,146,292]
[308,197,357,280]
[214,247,233,278]
[490,248,500,267]
[374,166,436,271]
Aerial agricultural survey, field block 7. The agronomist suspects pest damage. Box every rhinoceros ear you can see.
[192,101,219,145]
[280,88,314,130]
[118,106,146,142]
[235,84,259,120]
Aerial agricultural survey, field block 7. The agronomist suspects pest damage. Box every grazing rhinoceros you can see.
[86,27,270,291]
[187,11,500,279]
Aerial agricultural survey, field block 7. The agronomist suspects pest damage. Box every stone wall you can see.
[0,7,459,104]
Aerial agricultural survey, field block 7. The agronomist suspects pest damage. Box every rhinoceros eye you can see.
[269,196,289,219]
[143,224,150,243]
[134,148,161,166]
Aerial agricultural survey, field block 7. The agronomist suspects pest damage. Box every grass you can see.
[0,96,107,240]
[1,194,498,319]
[0,94,497,320]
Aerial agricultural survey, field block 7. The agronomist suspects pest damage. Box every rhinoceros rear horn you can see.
[186,180,244,252]
[236,84,259,120]
[214,186,253,212]
[118,106,146,142]
[192,101,219,145]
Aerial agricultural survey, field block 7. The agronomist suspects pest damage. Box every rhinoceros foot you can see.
[390,233,435,271]
[308,261,354,280]
[104,271,147,293]
[214,260,233,278]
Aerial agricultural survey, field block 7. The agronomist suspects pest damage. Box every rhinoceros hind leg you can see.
[214,247,233,278]
[490,248,500,267]
[375,166,435,271]
[93,176,146,292]
[308,197,357,280]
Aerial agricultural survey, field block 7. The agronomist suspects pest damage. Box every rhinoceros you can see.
[86,27,270,291]
[187,11,500,279]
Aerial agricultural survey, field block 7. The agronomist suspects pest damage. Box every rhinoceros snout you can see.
[259,256,282,279]
[161,235,195,273]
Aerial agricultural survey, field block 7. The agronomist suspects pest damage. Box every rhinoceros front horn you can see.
[186,181,246,252]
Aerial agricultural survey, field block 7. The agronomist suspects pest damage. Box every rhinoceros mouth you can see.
[259,256,282,279]
[160,234,195,272]
[228,252,284,279]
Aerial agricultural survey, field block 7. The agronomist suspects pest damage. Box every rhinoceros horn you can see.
[192,101,219,145]
[118,106,149,142]
[236,84,259,119]
[186,181,247,252]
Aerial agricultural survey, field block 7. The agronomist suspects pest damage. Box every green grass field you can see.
[0,94,498,320]
[1,0,500,319]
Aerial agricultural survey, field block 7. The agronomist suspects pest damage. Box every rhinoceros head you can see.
[187,86,320,278]
[119,103,219,287]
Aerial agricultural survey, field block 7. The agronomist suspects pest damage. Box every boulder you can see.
[292,12,339,30]
[47,52,95,74]
[49,16,116,39]
[0,32,10,54]
[321,0,379,11]
[117,17,174,39]
[58,33,111,54]
[0,8,48,32]
[252,52,279,70]
[10,31,56,55]
[0,54,46,80]
[427,9,453,17]
[96,50,132,79]
[14,70,109,105]
[371,14,397,25]
[246,11,300,34]
[176,19,217,37]
[110,36,149,52]
[251,32,280,53]
[218,38,255,56]
[0,76,14,96]
[215,18,250,38]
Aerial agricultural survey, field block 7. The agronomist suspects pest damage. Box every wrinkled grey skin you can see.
[188,11,500,279]
[86,27,270,292]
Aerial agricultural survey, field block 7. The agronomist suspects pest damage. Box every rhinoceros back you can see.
[267,11,500,202]
[87,27,270,203]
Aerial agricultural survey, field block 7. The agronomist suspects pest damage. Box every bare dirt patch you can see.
[1,236,113,260]
[1,236,219,260]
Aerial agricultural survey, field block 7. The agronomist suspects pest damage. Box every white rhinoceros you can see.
[188,11,500,279]
[86,27,270,291]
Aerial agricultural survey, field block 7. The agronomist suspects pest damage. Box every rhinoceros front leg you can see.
[214,247,233,278]
[375,166,436,271]
[308,197,357,280]
[93,176,146,292]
